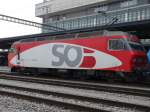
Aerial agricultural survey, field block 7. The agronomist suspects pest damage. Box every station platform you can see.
[0,66,11,73]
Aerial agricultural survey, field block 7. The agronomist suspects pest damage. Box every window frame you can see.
[108,39,128,51]
[9,47,16,53]
[120,0,137,8]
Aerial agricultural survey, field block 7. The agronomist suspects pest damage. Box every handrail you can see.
[44,4,150,32]
[49,4,150,23]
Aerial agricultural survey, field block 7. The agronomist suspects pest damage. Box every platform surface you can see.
[0,66,11,72]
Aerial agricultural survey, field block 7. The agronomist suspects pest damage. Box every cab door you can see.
[16,46,21,65]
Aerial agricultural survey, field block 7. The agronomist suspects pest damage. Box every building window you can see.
[120,0,137,8]
[47,5,52,13]
[94,5,108,13]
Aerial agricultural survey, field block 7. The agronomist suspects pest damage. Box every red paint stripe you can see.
[80,56,96,68]
[84,48,94,53]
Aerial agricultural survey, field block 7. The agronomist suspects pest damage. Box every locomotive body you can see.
[8,31,147,78]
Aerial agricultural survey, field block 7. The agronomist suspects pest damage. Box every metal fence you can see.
[44,4,150,32]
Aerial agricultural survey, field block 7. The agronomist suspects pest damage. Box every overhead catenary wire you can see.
[0,14,66,32]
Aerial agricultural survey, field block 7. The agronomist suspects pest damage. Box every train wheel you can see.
[123,72,138,82]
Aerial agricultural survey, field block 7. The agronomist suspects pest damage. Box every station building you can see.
[35,0,150,47]
[35,0,150,30]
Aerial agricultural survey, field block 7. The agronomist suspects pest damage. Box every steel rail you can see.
[0,90,105,112]
[0,83,150,111]
[0,74,150,97]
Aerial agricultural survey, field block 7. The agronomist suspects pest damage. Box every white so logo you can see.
[52,44,82,67]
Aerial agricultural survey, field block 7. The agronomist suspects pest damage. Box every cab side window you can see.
[9,47,16,53]
[109,39,127,50]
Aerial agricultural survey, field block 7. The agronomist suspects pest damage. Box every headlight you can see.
[133,57,143,63]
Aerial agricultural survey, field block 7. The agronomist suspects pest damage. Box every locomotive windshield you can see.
[127,34,145,51]
[108,37,145,51]
[129,42,145,51]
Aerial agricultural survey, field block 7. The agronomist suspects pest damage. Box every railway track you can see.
[0,74,150,111]
[0,73,150,97]
[0,81,150,112]
[0,89,103,112]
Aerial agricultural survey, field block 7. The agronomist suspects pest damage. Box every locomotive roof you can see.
[18,30,128,43]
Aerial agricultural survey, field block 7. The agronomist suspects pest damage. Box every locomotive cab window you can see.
[129,42,145,51]
[108,39,127,50]
[9,47,16,53]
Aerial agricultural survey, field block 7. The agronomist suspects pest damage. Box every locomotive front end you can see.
[123,34,147,80]
[127,36,147,72]
[8,41,20,71]
[106,31,147,80]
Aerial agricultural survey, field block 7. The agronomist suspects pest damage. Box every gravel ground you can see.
[0,78,150,111]
[22,75,150,91]
[0,95,78,112]
[0,87,141,112]
[0,79,149,107]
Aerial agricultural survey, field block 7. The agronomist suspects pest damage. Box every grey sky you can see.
[0,0,43,38]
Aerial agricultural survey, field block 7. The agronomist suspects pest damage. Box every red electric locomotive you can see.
[8,30,147,80]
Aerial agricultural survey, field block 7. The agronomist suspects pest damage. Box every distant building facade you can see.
[35,0,150,32]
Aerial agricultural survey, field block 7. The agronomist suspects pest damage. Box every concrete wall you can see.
[36,0,110,16]
[36,0,150,23]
